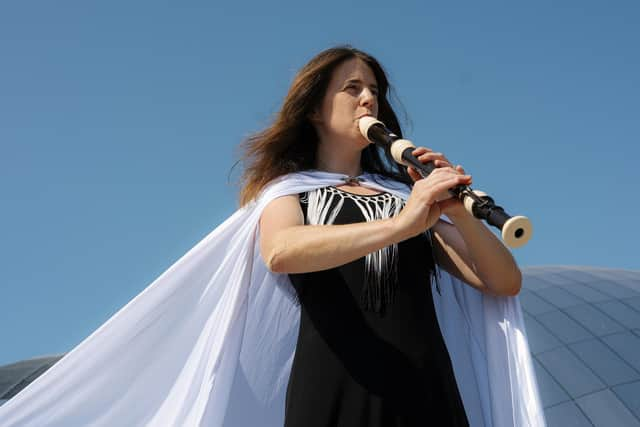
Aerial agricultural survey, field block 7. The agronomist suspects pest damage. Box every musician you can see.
[240,46,522,426]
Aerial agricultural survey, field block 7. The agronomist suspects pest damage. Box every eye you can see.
[344,83,359,93]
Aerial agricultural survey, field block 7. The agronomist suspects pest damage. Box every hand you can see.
[407,147,473,216]
[394,147,472,238]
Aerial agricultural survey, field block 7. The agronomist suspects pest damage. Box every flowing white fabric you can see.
[0,171,546,427]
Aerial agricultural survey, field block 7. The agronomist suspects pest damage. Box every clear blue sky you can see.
[1,1,638,366]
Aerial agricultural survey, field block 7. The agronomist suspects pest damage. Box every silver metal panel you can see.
[569,339,640,386]
[537,346,606,399]
[558,282,611,303]
[576,389,640,427]
[564,304,626,337]
[536,310,593,344]
[596,301,640,330]
[544,401,592,427]
[531,358,571,407]
[533,286,585,309]
[601,332,640,372]
[613,381,640,420]
[520,290,556,316]
[523,313,563,355]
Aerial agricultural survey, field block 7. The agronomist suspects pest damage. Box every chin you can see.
[356,131,372,148]
[358,137,372,150]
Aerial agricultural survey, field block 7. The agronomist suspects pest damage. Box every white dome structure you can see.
[0,355,63,408]
[519,266,640,426]
[1,266,639,426]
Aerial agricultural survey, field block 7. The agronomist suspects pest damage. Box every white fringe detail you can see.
[303,186,404,311]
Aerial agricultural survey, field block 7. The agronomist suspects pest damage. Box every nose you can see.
[360,87,376,109]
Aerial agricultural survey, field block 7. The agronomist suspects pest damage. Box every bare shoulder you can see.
[259,194,304,243]
[260,194,304,228]
[258,194,305,268]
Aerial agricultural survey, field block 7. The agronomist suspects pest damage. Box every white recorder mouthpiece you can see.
[358,116,383,140]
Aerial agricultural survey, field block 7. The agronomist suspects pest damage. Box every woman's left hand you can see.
[406,147,470,218]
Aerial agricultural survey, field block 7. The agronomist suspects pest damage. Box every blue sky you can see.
[1,1,638,366]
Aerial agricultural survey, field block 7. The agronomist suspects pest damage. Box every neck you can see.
[315,141,363,177]
[315,155,362,177]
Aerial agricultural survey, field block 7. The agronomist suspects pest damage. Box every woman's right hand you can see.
[393,153,472,240]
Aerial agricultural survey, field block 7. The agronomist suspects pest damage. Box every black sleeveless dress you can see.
[284,186,469,427]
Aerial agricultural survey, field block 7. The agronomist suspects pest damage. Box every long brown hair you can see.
[238,45,412,206]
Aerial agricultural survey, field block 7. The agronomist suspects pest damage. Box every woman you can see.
[242,46,522,426]
[0,46,542,427]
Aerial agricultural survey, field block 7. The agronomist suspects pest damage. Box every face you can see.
[311,58,379,147]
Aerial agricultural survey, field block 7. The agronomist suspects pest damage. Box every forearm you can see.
[264,219,402,274]
[447,210,522,296]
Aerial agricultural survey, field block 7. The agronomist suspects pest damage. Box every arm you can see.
[407,147,522,296]
[432,215,522,296]
[259,194,404,273]
[259,163,501,282]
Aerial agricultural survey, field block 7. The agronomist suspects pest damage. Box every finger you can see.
[439,155,453,167]
[430,176,472,199]
[417,151,451,162]
[411,147,432,156]
[434,162,465,174]
[416,174,471,196]
[430,164,462,175]
[443,165,469,179]
[430,173,471,186]
[416,152,455,168]
[415,151,443,163]
[407,166,422,182]
[430,176,473,195]
[433,159,455,169]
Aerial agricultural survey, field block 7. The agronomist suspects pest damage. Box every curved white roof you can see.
[521,266,640,426]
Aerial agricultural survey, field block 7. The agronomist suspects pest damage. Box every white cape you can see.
[0,171,546,427]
